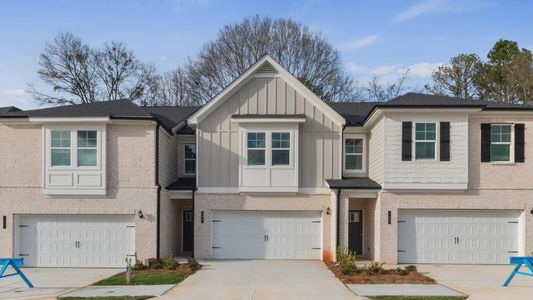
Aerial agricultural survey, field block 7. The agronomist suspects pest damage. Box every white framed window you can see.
[343,134,366,174]
[271,132,290,166]
[50,130,71,167]
[247,132,266,166]
[491,124,513,162]
[184,144,196,175]
[414,123,437,160]
[77,130,97,167]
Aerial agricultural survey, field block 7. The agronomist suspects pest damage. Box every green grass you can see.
[93,271,186,286]
[60,297,152,300]
[368,297,465,300]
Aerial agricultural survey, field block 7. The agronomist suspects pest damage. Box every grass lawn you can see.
[94,271,186,285]
[60,297,152,300]
[368,296,466,300]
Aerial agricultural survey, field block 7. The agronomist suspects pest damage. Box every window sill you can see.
[490,161,515,165]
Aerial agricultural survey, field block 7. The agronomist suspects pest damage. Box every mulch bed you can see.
[328,263,435,284]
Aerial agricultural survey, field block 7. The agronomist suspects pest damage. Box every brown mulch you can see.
[327,263,435,284]
[132,262,202,275]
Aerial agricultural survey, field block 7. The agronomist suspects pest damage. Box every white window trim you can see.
[343,134,367,175]
[243,129,295,169]
[413,122,439,161]
[183,143,196,175]
[46,126,103,170]
[490,123,515,164]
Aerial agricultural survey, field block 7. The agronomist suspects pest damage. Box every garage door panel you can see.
[212,211,321,260]
[16,215,135,267]
[398,210,521,264]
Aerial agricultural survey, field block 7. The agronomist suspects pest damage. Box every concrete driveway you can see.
[158,260,362,300]
[417,264,533,300]
[0,267,120,300]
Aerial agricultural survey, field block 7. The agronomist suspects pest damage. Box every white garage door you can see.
[15,215,135,267]
[398,210,521,264]
[212,211,321,259]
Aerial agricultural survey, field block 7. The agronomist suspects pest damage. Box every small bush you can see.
[162,252,179,270]
[133,260,147,270]
[362,261,384,275]
[393,267,409,276]
[404,265,417,272]
[187,257,201,270]
[336,247,357,274]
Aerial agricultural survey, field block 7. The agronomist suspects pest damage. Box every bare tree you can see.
[425,54,482,99]
[29,32,157,105]
[364,70,409,101]
[506,50,533,103]
[176,15,359,104]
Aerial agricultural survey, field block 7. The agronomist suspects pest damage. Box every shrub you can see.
[162,252,179,270]
[187,257,201,270]
[336,247,357,274]
[404,265,417,272]
[133,260,147,270]
[393,267,409,276]
[362,261,384,275]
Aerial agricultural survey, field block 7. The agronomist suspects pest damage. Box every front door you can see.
[348,210,363,255]
[182,210,193,252]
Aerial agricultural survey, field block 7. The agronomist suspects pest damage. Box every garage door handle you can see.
[264,235,269,242]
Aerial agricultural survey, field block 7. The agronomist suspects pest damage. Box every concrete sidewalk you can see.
[0,267,120,300]
[61,285,174,298]
[348,283,464,297]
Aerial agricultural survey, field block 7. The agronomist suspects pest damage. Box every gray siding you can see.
[158,129,178,188]
[197,76,342,188]
[368,118,385,184]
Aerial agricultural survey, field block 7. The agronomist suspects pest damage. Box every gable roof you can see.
[187,55,346,126]
[142,106,199,130]
[0,106,21,114]
[328,102,379,126]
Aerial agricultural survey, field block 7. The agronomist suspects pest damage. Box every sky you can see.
[0,0,532,109]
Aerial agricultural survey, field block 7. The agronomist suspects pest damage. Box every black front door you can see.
[183,210,193,252]
[348,210,363,255]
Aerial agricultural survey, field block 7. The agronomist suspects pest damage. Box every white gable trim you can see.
[187,55,346,126]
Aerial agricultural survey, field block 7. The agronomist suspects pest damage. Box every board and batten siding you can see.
[197,76,342,188]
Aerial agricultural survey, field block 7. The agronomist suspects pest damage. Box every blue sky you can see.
[1,0,532,109]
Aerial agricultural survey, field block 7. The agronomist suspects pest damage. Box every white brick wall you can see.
[383,114,468,185]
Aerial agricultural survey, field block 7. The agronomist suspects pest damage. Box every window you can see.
[184,144,196,174]
[51,130,71,166]
[345,138,363,170]
[247,132,266,165]
[77,130,97,166]
[271,132,290,165]
[491,124,512,162]
[415,123,436,159]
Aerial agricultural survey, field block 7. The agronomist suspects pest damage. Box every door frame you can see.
[348,209,364,256]
[181,209,193,253]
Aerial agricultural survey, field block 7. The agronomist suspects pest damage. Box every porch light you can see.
[325,207,331,215]
[138,210,144,219]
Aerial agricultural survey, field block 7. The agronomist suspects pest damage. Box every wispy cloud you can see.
[343,35,379,50]
[348,62,442,78]
[346,63,366,73]
[395,0,447,21]
[0,89,32,105]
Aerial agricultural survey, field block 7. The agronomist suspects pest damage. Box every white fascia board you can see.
[382,182,468,190]
[230,118,306,123]
[30,117,111,124]
[187,55,346,127]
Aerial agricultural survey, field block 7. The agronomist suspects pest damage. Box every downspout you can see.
[155,123,161,260]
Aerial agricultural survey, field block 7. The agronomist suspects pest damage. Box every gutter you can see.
[336,189,341,251]
[155,123,161,260]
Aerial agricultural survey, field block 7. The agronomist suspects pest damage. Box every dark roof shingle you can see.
[326,178,381,189]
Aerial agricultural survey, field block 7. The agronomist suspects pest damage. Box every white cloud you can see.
[344,35,379,50]
[353,62,442,77]
[0,89,32,105]
[396,0,446,21]
[371,65,402,76]
[407,62,443,77]
[346,63,365,73]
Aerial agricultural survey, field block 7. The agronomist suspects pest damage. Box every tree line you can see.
[28,16,532,106]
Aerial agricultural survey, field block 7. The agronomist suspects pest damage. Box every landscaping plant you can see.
[133,260,147,270]
[336,247,357,274]
[362,261,385,275]
[393,267,409,276]
[162,252,179,270]
[187,257,201,270]
[404,265,417,272]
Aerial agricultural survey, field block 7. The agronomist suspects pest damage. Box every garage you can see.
[398,210,521,264]
[15,215,135,267]
[211,211,322,259]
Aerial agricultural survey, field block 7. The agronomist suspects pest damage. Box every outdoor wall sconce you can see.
[325,207,331,215]
[137,210,144,219]
[530,207,533,215]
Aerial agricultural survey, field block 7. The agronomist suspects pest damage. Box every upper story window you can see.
[51,130,71,166]
[490,124,512,162]
[77,130,97,166]
[184,144,196,175]
[271,132,290,166]
[415,123,436,160]
[343,134,366,174]
[247,132,266,165]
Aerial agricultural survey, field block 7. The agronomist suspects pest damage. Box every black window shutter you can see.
[515,123,525,163]
[481,124,491,162]
[440,122,450,161]
[402,122,412,161]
